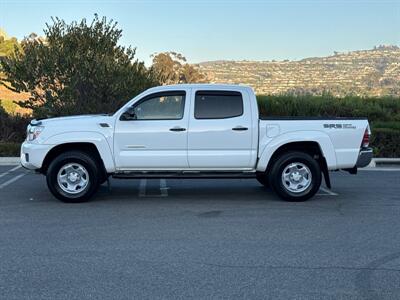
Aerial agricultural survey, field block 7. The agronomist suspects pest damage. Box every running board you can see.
[112,171,257,179]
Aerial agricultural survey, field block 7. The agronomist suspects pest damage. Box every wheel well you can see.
[41,143,106,176]
[266,141,330,188]
[266,141,324,170]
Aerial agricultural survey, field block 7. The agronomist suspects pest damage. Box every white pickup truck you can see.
[21,84,372,203]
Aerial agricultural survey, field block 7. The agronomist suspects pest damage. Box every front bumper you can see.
[356,147,373,168]
[20,142,53,170]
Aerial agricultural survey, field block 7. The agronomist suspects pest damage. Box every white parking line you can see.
[0,173,27,189]
[359,168,400,172]
[0,165,21,179]
[317,187,338,196]
[139,179,147,197]
[138,179,169,198]
[160,179,168,197]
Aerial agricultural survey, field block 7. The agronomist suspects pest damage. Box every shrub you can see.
[0,102,29,143]
[371,128,400,158]
[0,142,21,157]
[257,95,400,122]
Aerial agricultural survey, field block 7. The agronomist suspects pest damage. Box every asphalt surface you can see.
[0,165,400,300]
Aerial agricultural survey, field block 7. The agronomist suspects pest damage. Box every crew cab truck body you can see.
[21,84,372,202]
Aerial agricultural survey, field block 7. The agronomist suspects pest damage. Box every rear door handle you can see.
[232,126,248,131]
[169,127,186,132]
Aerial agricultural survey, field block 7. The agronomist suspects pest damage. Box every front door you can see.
[114,90,189,170]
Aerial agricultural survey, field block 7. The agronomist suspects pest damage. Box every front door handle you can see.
[232,126,248,131]
[170,127,186,132]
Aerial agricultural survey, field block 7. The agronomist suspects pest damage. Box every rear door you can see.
[187,89,253,169]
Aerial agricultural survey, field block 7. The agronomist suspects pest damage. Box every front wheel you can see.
[268,151,321,202]
[46,151,101,203]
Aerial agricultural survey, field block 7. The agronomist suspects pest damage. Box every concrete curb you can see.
[0,157,21,165]
[367,158,400,167]
[1,157,400,167]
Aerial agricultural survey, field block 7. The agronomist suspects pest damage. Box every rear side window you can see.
[194,91,243,119]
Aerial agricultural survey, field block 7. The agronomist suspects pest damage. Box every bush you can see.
[371,128,400,158]
[371,121,400,131]
[257,95,400,122]
[0,103,29,143]
[0,103,28,157]
[0,142,21,157]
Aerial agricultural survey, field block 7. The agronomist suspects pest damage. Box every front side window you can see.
[194,91,243,119]
[132,92,185,120]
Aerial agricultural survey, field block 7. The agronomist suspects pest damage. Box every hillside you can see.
[0,86,30,115]
[199,46,400,96]
[0,28,30,114]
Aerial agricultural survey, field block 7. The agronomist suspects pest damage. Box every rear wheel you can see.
[46,151,101,203]
[268,151,321,202]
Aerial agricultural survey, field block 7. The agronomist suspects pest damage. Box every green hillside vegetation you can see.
[0,28,18,57]
[0,29,27,115]
[0,98,17,113]
[0,37,19,57]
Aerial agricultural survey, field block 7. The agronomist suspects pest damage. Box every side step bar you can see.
[112,171,257,179]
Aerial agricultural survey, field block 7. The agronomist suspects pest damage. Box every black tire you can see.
[268,151,321,202]
[256,173,269,187]
[46,151,101,203]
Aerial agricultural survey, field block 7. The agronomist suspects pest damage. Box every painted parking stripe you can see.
[138,179,169,198]
[160,179,168,197]
[139,179,147,197]
[0,173,27,189]
[0,165,21,179]
[359,168,400,172]
[317,187,338,196]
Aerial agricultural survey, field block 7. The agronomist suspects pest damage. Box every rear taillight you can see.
[361,128,370,148]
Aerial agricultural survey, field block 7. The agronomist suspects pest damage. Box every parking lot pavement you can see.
[0,166,400,299]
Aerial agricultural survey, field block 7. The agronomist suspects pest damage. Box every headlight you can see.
[27,126,44,141]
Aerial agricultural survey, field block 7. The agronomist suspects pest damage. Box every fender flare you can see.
[256,131,337,172]
[44,131,116,172]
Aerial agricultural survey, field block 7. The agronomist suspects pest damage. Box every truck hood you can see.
[34,114,112,126]
[34,114,108,124]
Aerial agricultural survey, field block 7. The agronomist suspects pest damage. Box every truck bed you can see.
[258,117,369,170]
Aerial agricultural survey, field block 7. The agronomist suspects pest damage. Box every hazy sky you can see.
[1,0,399,64]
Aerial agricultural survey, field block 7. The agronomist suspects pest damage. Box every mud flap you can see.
[320,157,331,189]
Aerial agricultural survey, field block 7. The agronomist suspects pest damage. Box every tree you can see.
[0,15,158,118]
[0,36,20,58]
[151,51,205,85]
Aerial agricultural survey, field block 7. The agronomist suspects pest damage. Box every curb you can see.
[367,158,400,168]
[0,157,21,165]
[1,157,400,167]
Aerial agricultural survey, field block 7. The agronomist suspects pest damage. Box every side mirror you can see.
[120,107,136,121]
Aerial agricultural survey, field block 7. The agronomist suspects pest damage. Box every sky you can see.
[1,0,399,65]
